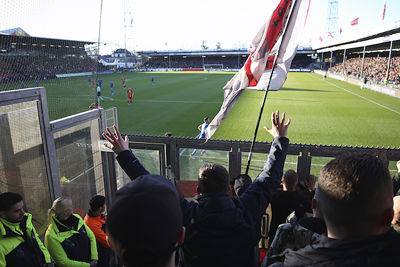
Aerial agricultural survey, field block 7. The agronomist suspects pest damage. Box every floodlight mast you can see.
[123,0,133,70]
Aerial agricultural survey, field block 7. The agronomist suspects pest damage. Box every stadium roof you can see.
[0,27,30,37]
[315,21,400,53]
[0,27,95,54]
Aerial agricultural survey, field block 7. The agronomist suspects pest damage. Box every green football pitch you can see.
[2,71,400,148]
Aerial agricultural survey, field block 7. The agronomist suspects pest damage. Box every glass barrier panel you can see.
[0,100,52,236]
[179,148,229,181]
[115,149,160,189]
[53,119,104,219]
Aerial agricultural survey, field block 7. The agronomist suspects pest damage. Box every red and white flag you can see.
[350,17,359,26]
[206,0,310,139]
[382,1,386,20]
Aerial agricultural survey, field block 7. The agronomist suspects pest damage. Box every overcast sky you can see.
[1,0,399,54]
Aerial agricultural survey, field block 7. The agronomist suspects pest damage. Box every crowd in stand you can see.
[143,56,247,69]
[329,55,400,85]
[2,110,399,267]
[0,56,104,82]
[143,55,312,70]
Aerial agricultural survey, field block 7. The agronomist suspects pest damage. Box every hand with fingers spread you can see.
[264,110,291,138]
[102,125,129,155]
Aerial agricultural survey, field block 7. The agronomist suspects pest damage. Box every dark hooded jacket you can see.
[117,136,289,267]
[270,228,400,267]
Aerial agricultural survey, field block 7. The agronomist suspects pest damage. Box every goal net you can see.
[203,64,224,71]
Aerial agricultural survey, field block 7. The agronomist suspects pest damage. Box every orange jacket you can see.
[84,211,110,248]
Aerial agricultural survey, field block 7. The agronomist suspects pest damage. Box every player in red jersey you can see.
[127,88,134,104]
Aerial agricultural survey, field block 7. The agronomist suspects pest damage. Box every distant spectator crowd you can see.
[142,54,312,70]
[329,55,400,85]
[0,55,105,82]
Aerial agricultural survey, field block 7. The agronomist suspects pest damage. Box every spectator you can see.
[271,153,398,266]
[84,195,114,267]
[106,174,185,267]
[263,188,326,267]
[392,196,400,232]
[268,169,311,246]
[0,192,52,267]
[391,160,400,195]
[45,197,98,267]
[103,109,291,267]
[296,174,316,203]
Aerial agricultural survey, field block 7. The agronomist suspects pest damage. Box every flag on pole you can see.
[328,32,334,38]
[205,0,310,139]
[382,1,386,20]
[350,17,359,26]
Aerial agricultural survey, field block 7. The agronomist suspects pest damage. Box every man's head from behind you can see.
[106,175,184,267]
[198,163,229,194]
[204,117,210,124]
[89,195,106,213]
[0,192,24,223]
[316,153,393,239]
[283,169,298,191]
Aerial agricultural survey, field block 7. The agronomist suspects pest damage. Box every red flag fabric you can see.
[328,32,333,38]
[319,36,323,42]
[350,17,359,26]
[205,0,310,139]
[382,2,386,20]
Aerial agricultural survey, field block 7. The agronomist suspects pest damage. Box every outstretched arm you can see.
[103,125,149,180]
[240,110,290,221]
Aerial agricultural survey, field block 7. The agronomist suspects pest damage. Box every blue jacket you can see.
[116,136,289,267]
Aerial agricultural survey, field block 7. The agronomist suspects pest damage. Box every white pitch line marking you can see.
[310,74,400,116]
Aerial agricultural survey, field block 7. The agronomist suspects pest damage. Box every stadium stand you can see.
[0,28,103,83]
[316,22,400,88]
[138,49,314,70]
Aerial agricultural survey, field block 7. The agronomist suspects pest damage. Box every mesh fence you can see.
[0,0,134,120]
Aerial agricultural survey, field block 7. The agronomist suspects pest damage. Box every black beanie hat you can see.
[107,174,183,258]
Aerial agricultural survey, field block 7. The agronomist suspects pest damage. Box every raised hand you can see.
[263,110,291,138]
[102,125,129,155]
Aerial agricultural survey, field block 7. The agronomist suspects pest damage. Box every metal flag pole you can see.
[95,0,104,105]
[245,0,298,175]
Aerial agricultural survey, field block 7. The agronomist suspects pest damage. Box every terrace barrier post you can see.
[229,144,241,182]
[296,151,312,183]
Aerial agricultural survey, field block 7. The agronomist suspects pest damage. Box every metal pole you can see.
[342,48,346,76]
[361,46,366,78]
[321,52,324,69]
[385,40,393,83]
[95,0,103,105]
[124,0,127,69]
[245,0,298,175]
[330,50,333,69]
